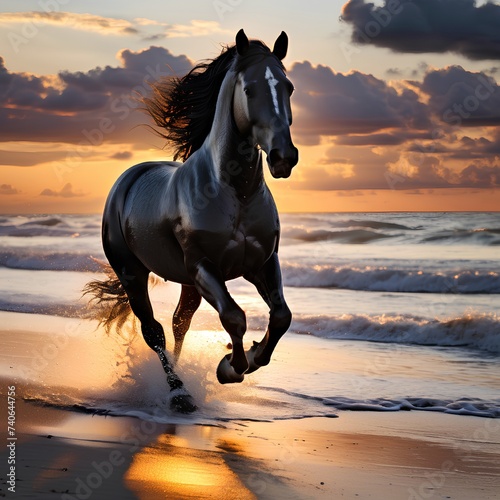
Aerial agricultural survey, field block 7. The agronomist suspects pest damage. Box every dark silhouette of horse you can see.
[85,30,298,412]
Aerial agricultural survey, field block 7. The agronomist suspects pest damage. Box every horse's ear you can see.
[236,29,249,55]
[273,31,288,60]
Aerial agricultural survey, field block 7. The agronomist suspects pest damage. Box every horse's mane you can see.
[144,40,284,162]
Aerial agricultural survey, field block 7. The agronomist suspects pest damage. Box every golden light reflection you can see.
[125,434,256,500]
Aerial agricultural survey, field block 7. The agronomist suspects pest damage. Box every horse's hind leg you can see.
[244,252,291,372]
[104,241,196,412]
[172,285,202,363]
[121,269,197,413]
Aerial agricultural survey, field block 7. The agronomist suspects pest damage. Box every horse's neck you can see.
[203,70,263,197]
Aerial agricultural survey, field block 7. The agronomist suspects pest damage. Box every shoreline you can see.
[1,396,499,499]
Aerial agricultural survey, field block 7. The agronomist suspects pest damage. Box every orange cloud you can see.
[0,11,138,36]
[0,184,20,195]
[0,12,232,41]
[40,183,85,198]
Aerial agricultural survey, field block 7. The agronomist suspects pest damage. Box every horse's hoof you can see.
[216,354,245,384]
[170,394,197,413]
[244,341,262,374]
[169,389,197,413]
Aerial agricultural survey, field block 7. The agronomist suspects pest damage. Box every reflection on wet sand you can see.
[125,433,255,500]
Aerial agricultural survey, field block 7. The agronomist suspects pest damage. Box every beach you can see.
[2,395,500,499]
[1,212,499,498]
[1,312,499,499]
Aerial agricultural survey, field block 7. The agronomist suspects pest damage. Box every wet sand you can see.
[1,395,499,499]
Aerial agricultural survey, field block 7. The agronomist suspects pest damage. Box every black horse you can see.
[85,30,298,412]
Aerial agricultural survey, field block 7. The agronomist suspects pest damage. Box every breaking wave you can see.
[291,312,500,354]
[282,263,500,294]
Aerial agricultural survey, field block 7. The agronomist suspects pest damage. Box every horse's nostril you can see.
[269,147,298,169]
[269,149,282,163]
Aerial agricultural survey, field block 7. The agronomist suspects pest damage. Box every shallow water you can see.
[0,212,499,420]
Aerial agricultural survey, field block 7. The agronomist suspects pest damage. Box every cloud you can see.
[0,184,20,195]
[458,163,500,187]
[1,30,499,193]
[117,46,191,75]
[163,20,233,38]
[0,149,69,166]
[385,61,429,79]
[419,66,500,126]
[341,0,500,60]
[294,134,500,191]
[139,19,233,40]
[404,131,500,162]
[335,190,368,197]
[2,49,439,152]
[289,61,430,144]
[387,155,454,189]
[455,133,500,158]
[295,165,391,190]
[387,155,500,189]
[40,183,85,197]
[286,60,500,191]
[334,131,430,146]
[0,47,193,144]
[294,146,400,190]
[0,11,138,36]
[386,67,403,77]
[0,12,231,41]
[110,151,133,160]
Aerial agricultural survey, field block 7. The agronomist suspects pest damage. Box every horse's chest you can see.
[220,224,277,277]
[193,215,272,279]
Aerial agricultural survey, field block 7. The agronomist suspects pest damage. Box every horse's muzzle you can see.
[268,146,299,178]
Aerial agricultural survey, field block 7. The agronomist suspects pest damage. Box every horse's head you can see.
[233,30,299,179]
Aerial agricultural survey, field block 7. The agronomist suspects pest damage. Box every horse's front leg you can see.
[244,252,292,373]
[188,257,249,383]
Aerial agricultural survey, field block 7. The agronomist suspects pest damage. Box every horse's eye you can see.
[244,87,253,98]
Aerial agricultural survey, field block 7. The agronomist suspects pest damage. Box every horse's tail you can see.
[83,258,133,334]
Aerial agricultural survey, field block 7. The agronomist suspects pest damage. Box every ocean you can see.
[0,212,499,422]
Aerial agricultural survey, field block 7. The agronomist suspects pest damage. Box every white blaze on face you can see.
[265,66,280,116]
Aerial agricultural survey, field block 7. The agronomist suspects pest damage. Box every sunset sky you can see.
[1,0,500,213]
